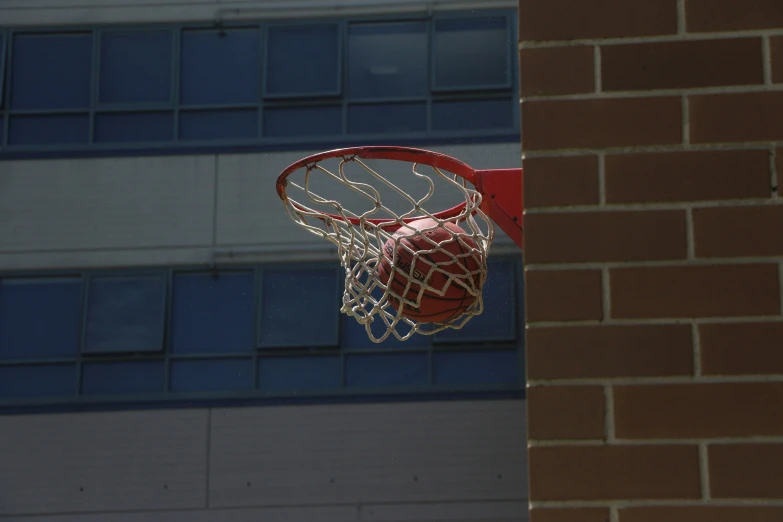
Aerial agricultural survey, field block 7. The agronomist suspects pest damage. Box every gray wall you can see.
[0,400,528,521]
[0,144,522,271]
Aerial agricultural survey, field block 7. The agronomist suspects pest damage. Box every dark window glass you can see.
[258,356,341,391]
[0,278,81,360]
[0,364,76,399]
[346,353,429,387]
[432,98,513,131]
[83,275,166,354]
[433,349,519,386]
[171,272,254,355]
[95,112,174,143]
[263,105,342,137]
[434,258,518,343]
[9,115,89,145]
[266,24,340,96]
[11,33,92,110]
[347,22,427,99]
[348,103,426,134]
[180,28,261,105]
[99,30,173,104]
[170,358,254,393]
[433,17,509,90]
[259,268,340,348]
[179,109,258,141]
[82,361,165,395]
[0,33,6,108]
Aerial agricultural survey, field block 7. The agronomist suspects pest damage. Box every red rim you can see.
[276,146,479,228]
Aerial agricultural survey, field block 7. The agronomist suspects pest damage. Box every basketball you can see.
[376,217,483,323]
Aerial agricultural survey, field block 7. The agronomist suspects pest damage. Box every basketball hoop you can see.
[276,146,523,343]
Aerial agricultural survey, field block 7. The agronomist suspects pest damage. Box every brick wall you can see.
[519,1,783,521]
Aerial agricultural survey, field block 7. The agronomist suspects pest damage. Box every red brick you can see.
[772,37,783,84]
[523,97,681,151]
[686,0,783,32]
[605,150,772,203]
[520,0,677,41]
[709,443,783,499]
[527,324,694,380]
[532,507,611,522]
[610,264,780,319]
[690,92,783,144]
[528,386,606,440]
[520,46,595,96]
[524,156,600,208]
[701,322,783,375]
[620,506,783,522]
[603,39,763,91]
[614,382,783,439]
[526,270,603,322]
[694,205,783,258]
[529,445,700,501]
[525,210,687,263]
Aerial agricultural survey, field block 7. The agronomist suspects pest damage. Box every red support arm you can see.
[475,168,524,250]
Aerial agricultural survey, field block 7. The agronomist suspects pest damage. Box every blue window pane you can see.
[0,118,4,144]
[11,33,92,110]
[433,350,519,387]
[100,30,173,104]
[259,268,340,348]
[258,356,341,391]
[347,22,427,99]
[179,109,258,141]
[180,28,261,105]
[264,106,342,138]
[0,33,5,107]
[82,361,165,395]
[84,275,166,354]
[346,353,429,387]
[266,24,340,96]
[95,112,174,143]
[432,99,513,132]
[348,103,426,134]
[171,272,254,355]
[433,17,510,90]
[0,278,81,360]
[170,358,253,393]
[0,364,77,399]
[434,259,518,343]
[9,115,89,145]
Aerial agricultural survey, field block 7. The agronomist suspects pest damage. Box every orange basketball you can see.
[376,217,483,323]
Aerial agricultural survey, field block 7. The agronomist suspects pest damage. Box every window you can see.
[171,272,255,355]
[347,22,427,99]
[258,268,340,348]
[0,278,82,360]
[432,16,511,90]
[0,256,523,409]
[266,23,340,97]
[10,33,93,110]
[99,30,173,104]
[180,27,261,106]
[0,10,518,157]
[83,274,166,354]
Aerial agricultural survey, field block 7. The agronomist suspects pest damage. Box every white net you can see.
[279,153,494,343]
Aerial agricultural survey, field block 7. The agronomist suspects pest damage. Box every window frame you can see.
[262,20,343,99]
[81,270,169,356]
[0,255,524,411]
[0,9,519,159]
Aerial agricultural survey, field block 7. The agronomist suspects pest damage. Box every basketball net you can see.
[280,154,493,343]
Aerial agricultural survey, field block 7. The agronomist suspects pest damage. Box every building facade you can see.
[0,1,527,521]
